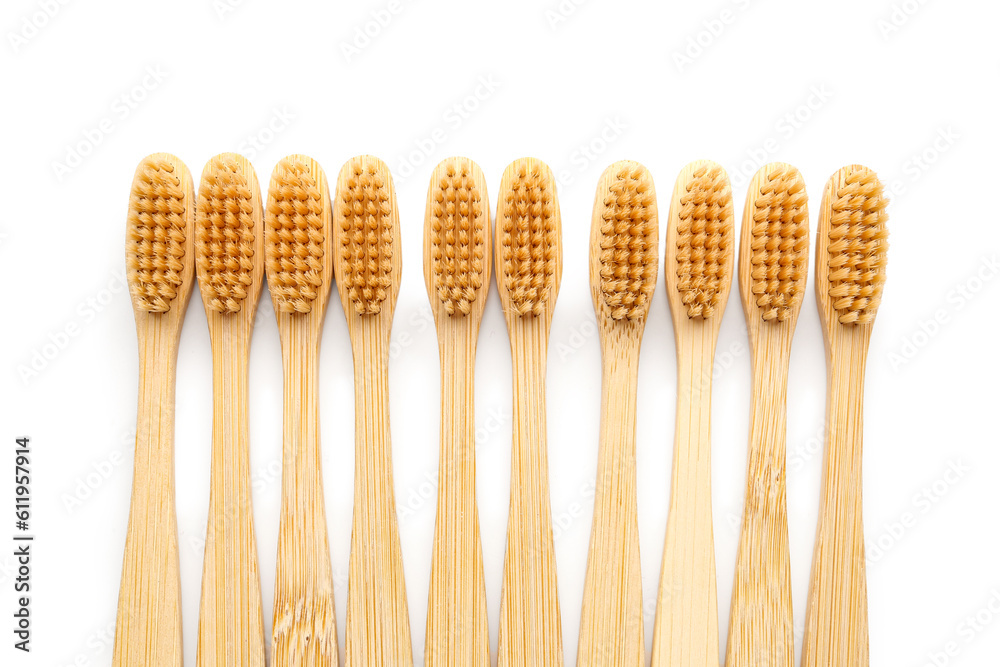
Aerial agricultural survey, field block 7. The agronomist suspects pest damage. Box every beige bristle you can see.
[338,160,394,315]
[827,166,889,325]
[498,160,558,317]
[266,157,326,314]
[429,158,487,316]
[675,164,734,319]
[597,164,658,321]
[196,156,256,314]
[127,157,187,313]
[749,165,809,322]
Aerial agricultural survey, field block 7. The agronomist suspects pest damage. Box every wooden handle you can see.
[346,319,413,666]
[652,332,719,667]
[426,324,489,667]
[114,327,183,667]
[802,334,870,667]
[197,326,266,667]
[498,318,563,667]
[725,339,793,667]
[578,341,644,667]
[273,317,338,666]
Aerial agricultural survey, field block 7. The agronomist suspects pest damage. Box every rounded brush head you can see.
[265,155,332,315]
[195,153,261,314]
[424,157,491,318]
[590,160,658,323]
[741,163,809,324]
[667,160,734,321]
[496,158,562,319]
[333,155,400,317]
[126,154,193,314]
[820,165,889,326]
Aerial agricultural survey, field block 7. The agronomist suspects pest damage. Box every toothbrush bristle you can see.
[598,163,658,322]
[127,156,188,313]
[675,163,734,319]
[749,165,809,322]
[827,165,889,325]
[498,159,558,317]
[266,157,327,314]
[338,158,394,316]
[195,155,256,314]
[429,158,487,316]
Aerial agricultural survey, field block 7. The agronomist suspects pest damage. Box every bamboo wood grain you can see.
[725,163,808,667]
[115,153,195,667]
[653,160,733,667]
[423,159,491,667]
[268,156,339,665]
[578,161,658,667]
[495,158,564,667]
[334,156,413,667]
[578,335,644,667]
[801,166,887,667]
[800,334,869,666]
[195,154,266,667]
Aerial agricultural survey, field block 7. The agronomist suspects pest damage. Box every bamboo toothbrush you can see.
[653,159,735,667]
[579,160,658,667]
[194,153,266,667]
[802,165,888,667]
[422,156,492,667]
[266,155,339,665]
[725,163,809,667]
[334,155,413,666]
[115,153,195,667]
[495,158,564,667]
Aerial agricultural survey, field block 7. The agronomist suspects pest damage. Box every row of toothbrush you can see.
[116,152,888,667]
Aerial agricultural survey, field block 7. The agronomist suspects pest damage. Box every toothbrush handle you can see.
[426,326,489,667]
[578,342,644,667]
[273,320,338,666]
[802,339,870,667]
[652,335,719,667]
[114,332,183,667]
[197,332,266,667]
[725,343,793,667]
[346,322,413,666]
[498,322,562,667]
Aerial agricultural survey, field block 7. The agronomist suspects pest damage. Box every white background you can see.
[2,0,998,665]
